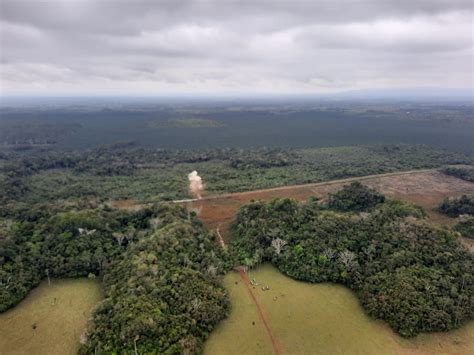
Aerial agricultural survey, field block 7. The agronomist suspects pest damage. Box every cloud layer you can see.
[1,0,472,95]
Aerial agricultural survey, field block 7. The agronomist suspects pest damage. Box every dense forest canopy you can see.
[81,205,230,353]
[0,203,230,354]
[1,143,472,206]
[229,190,473,337]
[1,102,473,152]
[1,138,473,352]
[1,0,474,351]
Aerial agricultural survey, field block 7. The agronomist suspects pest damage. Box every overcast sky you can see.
[0,0,473,96]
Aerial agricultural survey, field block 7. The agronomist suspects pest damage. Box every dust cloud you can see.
[188,171,204,199]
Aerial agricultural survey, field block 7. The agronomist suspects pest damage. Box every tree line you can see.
[1,203,230,354]
[436,194,474,239]
[229,184,473,337]
[1,144,472,205]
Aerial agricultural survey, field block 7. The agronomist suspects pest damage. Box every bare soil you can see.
[180,170,474,243]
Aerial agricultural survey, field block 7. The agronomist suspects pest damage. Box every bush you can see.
[455,216,474,239]
[437,195,474,217]
[328,182,385,212]
[442,166,474,182]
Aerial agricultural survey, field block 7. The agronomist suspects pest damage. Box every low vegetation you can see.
[442,166,474,183]
[1,144,472,205]
[205,265,474,355]
[0,279,101,355]
[328,181,385,211]
[229,186,473,337]
[436,195,474,217]
[454,216,474,239]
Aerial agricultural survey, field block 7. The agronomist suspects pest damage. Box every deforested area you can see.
[1,0,474,354]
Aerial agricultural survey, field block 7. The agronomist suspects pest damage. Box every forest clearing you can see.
[204,265,474,355]
[179,169,474,241]
[0,279,101,355]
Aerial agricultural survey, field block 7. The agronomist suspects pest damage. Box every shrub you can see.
[328,182,385,211]
[454,216,474,239]
[437,195,474,217]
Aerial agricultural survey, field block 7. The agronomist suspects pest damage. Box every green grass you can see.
[0,278,102,355]
[205,264,474,355]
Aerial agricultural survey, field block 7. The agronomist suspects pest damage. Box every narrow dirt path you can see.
[239,268,281,355]
[215,225,226,249]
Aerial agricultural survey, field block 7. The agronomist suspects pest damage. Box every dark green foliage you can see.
[230,198,473,337]
[442,166,474,182]
[0,121,81,146]
[1,203,230,354]
[328,182,385,211]
[1,144,472,205]
[437,195,474,217]
[377,199,426,219]
[81,205,230,354]
[454,216,474,239]
[0,206,126,312]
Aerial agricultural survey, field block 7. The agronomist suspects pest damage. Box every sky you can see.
[0,0,473,96]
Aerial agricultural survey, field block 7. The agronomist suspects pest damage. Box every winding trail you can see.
[238,268,281,355]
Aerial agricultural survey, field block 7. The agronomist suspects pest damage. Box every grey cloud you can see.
[0,0,472,95]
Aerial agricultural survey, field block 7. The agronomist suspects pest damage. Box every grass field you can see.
[204,264,474,355]
[0,279,102,355]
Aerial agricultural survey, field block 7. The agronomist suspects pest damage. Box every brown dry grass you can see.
[110,169,473,248]
[0,279,101,355]
[181,170,474,244]
[108,199,141,211]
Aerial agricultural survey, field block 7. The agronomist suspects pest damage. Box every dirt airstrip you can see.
[180,169,474,243]
[110,169,474,249]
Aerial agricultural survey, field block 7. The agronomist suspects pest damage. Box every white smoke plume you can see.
[188,171,204,199]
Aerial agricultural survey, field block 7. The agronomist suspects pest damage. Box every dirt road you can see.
[179,169,474,241]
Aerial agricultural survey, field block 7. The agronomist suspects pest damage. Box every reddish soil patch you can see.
[181,170,474,241]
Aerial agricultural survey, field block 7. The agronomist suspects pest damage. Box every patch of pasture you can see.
[204,264,474,355]
[0,279,102,355]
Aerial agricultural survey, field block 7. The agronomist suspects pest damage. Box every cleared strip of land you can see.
[179,169,474,241]
[111,168,474,247]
